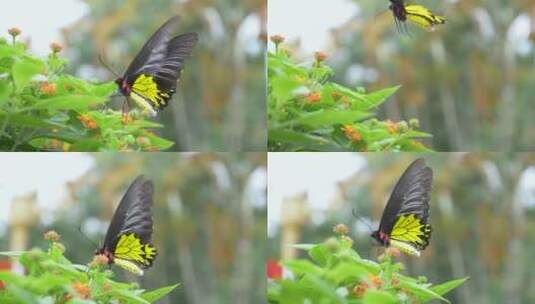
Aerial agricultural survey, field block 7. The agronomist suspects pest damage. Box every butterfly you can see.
[95,175,157,275]
[370,158,433,257]
[113,16,198,117]
[389,0,446,32]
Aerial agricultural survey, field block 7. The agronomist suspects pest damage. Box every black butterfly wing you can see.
[136,32,199,94]
[123,16,179,80]
[123,17,198,112]
[102,175,154,252]
[377,158,433,235]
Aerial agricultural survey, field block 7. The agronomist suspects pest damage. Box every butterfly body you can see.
[95,175,157,275]
[389,0,407,22]
[115,16,198,117]
[388,0,446,31]
[370,159,433,256]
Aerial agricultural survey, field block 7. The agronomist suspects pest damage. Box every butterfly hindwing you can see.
[405,5,446,29]
[389,0,445,30]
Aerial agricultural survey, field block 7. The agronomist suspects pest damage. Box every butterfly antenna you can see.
[351,208,374,232]
[77,225,99,250]
[98,54,120,77]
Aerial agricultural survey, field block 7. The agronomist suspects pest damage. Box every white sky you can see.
[0,0,87,55]
[0,153,93,232]
[268,0,358,53]
[267,153,365,236]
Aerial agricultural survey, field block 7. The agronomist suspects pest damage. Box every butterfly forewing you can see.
[377,159,433,237]
[102,175,154,252]
[121,17,199,114]
[123,17,180,81]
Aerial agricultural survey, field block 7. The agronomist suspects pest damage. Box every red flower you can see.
[266,259,283,280]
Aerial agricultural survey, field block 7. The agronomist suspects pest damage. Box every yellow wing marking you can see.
[390,214,430,248]
[114,233,157,267]
[131,74,170,109]
[405,5,446,29]
[114,258,144,276]
[390,239,420,257]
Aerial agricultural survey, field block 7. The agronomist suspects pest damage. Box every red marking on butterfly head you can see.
[115,78,131,96]
[371,230,390,246]
[94,248,114,264]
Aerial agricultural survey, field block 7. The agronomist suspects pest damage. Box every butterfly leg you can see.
[121,98,130,124]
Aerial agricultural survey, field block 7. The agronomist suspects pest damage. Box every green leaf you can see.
[12,57,44,91]
[0,44,16,59]
[90,82,116,97]
[0,251,26,256]
[140,283,180,302]
[69,139,103,152]
[68,300,97,304]
[30,95,107,111]
[144,133,174,151]
[0,80,13,104]
[398,280,450,303]
[428,277,469,298]
[268,129,345,151]
[292,110,372,127]
[291,244,316,251]
[309,244,329,267]
[362,290,398,304]
[283,260,324,277]
[0,112,59,128]
[105,288,151,304]
[356,86,401,111]
[325,262,370,285]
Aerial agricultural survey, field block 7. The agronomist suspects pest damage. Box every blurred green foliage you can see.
[268,43,432,151]
[268,235,468,303]
[65,0,266,151]
[0,34,174,151]
[0,239,178,303]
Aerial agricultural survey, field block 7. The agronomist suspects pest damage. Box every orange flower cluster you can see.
[40,82,57,95]
[333,223,349,235]
[8,27,21,37]
[78,115,97,130]
[270,35,285,45]
[72,282,91,299]
[384,120,398,134]
[43,230,60,242]
[341,124,361,142]
[49,42,63,53]
[314,51,328,63]
[306,92,321,104]
[89,254,109,268]
[369,275,383,288]
[353,282,369,298]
